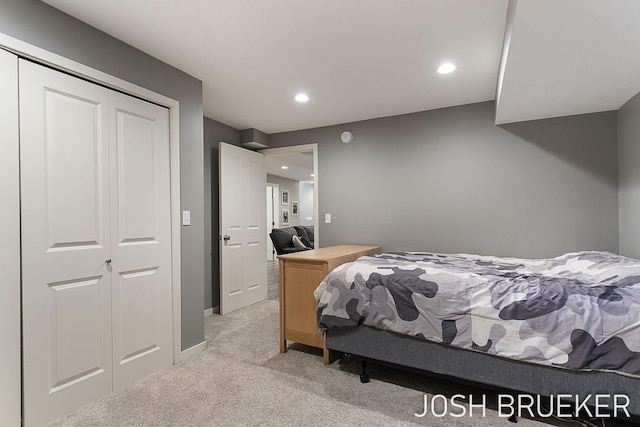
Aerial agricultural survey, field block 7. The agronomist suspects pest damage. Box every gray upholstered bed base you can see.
[325,325,640,419]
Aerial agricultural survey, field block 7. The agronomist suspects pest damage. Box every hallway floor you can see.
[268,259,279,300]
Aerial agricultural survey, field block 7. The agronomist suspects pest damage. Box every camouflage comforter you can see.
[314,251,640,377]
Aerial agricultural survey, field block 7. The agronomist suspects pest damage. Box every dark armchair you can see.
[269,226,314,255]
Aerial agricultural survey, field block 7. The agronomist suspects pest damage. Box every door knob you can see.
[223,235,231,242]
[105,258,112,264]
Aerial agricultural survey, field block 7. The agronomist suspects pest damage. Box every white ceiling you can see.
[43,0,640,134]
[265,151,314,182]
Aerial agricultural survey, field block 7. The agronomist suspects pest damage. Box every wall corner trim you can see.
[179,341,207,363]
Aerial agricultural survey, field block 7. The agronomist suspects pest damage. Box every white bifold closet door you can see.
[20,59,172,426]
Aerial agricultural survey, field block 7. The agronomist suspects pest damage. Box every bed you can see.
[314,251,640,420]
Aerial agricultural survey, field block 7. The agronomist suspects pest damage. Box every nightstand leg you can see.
[323,348,331,365]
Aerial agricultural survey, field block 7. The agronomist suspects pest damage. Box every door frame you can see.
[0,34,183,363]
[260,143,319,248]
[0,47,21,427]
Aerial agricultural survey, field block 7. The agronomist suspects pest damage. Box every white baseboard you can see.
[204,308,213,317]
[180,340,207,362]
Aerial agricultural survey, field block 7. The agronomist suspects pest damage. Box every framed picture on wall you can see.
[281,190,289,205]
[282,209,289,225]
[292,201,299,216]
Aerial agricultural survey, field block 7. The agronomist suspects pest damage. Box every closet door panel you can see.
[20,59,113,427]
[45,89,106,247]
[109,91,173,390]
[116,110,157,240]
[47,277,104,385]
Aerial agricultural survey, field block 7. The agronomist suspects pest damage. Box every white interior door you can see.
[109,91,173,390]
[20,59,173,425]
[220,142,267,314]
[266,184,278,261]
[266,186,273,260]
[0,49,22,427]
[20,59,113,426]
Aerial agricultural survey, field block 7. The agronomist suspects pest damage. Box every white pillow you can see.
[292,235,308,248]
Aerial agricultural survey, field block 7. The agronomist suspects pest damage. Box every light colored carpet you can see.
[46,301,628,426]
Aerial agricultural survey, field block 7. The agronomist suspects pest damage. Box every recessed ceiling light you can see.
[437,63,456,74]
[310,174,314,177]
[295,93,309,103]
[281,166,288,170]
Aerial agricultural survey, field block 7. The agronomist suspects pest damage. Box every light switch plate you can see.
[182,210,191,226]
[324,213,332,224]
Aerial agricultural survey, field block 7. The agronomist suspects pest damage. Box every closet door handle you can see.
[105,258,112,264]
[223,235,231,242]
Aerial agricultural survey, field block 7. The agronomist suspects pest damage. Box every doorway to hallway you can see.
[261,144,318,303]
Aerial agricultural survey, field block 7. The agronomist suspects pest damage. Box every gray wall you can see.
[203,117,240,311]
[267,175,301,227]
[299,181,315,226]
[618,91,640,258]
[269,102,618,258]
[1,0,205,350]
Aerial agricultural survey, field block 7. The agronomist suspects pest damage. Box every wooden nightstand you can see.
[278,245,381,364]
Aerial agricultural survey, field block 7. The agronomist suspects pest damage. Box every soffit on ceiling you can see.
[495,0,640,124]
